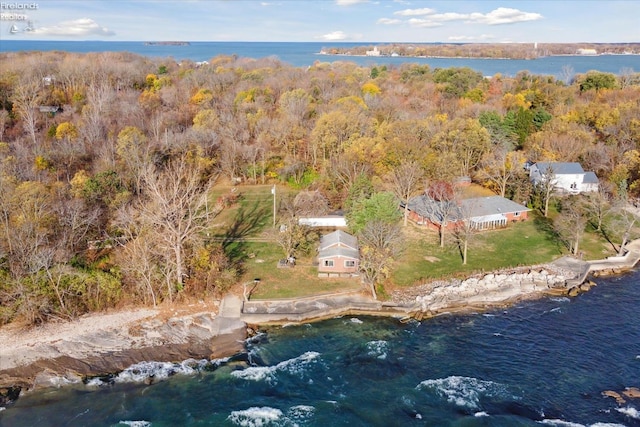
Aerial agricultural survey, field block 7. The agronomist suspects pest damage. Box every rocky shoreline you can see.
[0,308,246,406]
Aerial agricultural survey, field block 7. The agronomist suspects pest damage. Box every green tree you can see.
[347,191,401,234]
[579,71,617,92]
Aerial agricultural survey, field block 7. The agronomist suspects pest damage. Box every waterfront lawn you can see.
[391,214,565,288]
[230,241,362,299]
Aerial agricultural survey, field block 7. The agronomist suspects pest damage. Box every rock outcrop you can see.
[0,311,247,403]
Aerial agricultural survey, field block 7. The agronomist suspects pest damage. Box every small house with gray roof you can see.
[529,162,599,194]
[405,195,530,231]
[317,230,359,276]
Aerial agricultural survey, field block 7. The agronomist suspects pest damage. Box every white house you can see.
[529,162,599,194]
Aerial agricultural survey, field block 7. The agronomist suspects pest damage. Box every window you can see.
[345,260,355,267]
[323,260,334,267]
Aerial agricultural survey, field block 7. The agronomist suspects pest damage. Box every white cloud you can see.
[31,18,115,37]
[377,18,402,25]
[468,7,543,25]
[318,30,348,40]
[394,8,435,17]
[407,18,443,28]
[448,34,495,41]
[387,6,542,29]
[335,0,369,5]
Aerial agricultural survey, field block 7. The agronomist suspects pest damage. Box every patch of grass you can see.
[235,242,362,299]
[391,214,565,287]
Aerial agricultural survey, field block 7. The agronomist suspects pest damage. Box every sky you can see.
[1,0,638,43]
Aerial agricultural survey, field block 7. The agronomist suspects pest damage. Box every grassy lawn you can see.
[391,213,566,288]
[227,241,362,299]
[207,184,362,300]
[207,183,634,299]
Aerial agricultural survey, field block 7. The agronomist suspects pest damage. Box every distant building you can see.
[576,48,597,55]
[529,162,599,194]
[366,46,380,56]
[317,230,359,276]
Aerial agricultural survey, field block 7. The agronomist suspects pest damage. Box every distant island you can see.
[319,42,640,60]
[144,41,190,46]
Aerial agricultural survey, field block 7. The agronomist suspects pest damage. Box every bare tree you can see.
[531,165,556,218]
[424,181,459,247]
[452,200,478,265]
[554,196,588,256]
[358,220,404,299]
[477,149,526,198]
[582,184,614,232]
[11,78,41,146]
[389,160,424,226]
[611,202,638,256]
[136,155,219,300]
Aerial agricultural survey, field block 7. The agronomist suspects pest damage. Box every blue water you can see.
[1,41,639,78]
[1,270,639,426]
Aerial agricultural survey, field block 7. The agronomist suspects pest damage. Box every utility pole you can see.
[271,184,276,227]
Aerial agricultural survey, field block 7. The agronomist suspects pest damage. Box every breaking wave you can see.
[416,376,510,409]
[88,357,230,386]
[230,351,320,384]
[616,405,640,419]
[227,405,315,426]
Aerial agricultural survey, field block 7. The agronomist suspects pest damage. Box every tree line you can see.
[0,50,639,323]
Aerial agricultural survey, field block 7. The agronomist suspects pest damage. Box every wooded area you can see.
[0,50,639,324]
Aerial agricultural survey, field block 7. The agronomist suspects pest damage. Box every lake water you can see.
[1,41,639,78]
[1,269,639,426]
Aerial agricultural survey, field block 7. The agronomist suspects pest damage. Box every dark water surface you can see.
[2,41,639,78]
[1,270,639,426]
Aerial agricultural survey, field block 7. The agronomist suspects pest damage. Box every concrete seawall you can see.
[234,239,640,325]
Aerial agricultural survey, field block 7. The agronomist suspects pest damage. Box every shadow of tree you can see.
[221,199,270,273]
[533,214,564,254]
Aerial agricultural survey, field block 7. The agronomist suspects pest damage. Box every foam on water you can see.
[550,297,571,303]
[89,357,229,385]
[350,318,363,324]
[538,421,627,427]
[231,351,320,384]
[474,411,489,417]
[226,404,315,426]
[616,406,640,419]
[539,420,585,427]
[227,407,283,426]
[365,340,388,360]
[117,421,152,427]
[416,376,510,409]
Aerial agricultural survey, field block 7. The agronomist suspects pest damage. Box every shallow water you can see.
[1,270,639,427]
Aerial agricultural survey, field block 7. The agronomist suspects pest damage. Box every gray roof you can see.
[318,246,360,260]
[583,171,599,184]
[460,196,530,217]
[319,230,358,251]
[535,162,585,175]
[407,195,529,223]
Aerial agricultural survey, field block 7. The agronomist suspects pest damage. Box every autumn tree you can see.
[358,220,404,300]
[388,160,424,226]
[477,148,526,198]
[554,196,589,256]
[431,118,491,178]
